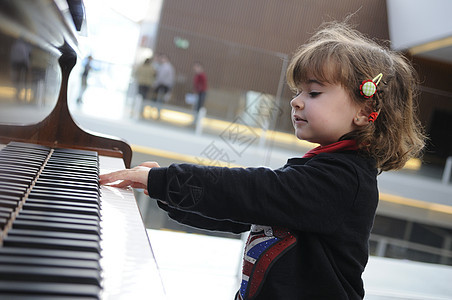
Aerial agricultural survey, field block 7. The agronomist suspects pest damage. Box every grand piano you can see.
[0,0,166,298]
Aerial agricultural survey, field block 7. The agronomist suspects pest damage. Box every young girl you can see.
[100,22,425,299]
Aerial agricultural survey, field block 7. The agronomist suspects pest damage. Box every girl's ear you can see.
[353,103,372,126]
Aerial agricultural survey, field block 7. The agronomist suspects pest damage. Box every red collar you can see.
[302,140,358,158]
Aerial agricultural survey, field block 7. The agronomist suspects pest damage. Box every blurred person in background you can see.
[152,53,175,118]
[77,55,93,105]
[134,57,156,101]
[10,38,31,102]
[192,61,208,126]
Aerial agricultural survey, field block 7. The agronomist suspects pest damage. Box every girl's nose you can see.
[290,97,304,110]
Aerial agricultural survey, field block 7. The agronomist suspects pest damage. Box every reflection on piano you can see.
[0,0,165,299]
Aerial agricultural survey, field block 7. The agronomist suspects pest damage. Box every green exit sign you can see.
[174,37,189,49]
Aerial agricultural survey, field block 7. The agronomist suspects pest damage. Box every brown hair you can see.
[286,22,426,172]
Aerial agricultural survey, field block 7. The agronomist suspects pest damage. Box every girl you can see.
[100,22,425,299]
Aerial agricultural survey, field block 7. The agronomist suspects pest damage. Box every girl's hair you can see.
[286,22,426,172]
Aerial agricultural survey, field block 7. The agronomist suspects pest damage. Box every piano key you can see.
[53,147,98,156]
[15,213,100,227]
[0,158,43,168]
[0,217,7,229]
[43,166,99,177]
[40,168,98,177]
[27,192,100,204]
[48,151,97,160]
[0,264,101,285]
[12,219,100,235]
[0,194,23,202]
[18,209,100,223]
[47,157,98,166]
[38,173,99,185]
[0,146,48,153]
[0,206,13,214]
[7,228,100,242]
[25,198,100,211]
[34,178,99,193]
[0,182,29,191]
[31,185,99,198]
[0,199,20,209]
[0,152,48,162]
[0,187,26,197]
[3,236,101,253]
[0,175,35,186]
[0,247,100,261]
[0,255,100,270]
[45,158,98,167]
[0,159,40,171]
[0,281,101,298]
[0,166,38,177]
[6,141,50,151]
[52,152,98,161]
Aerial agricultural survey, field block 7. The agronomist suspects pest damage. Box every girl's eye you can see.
[309,92,321,97]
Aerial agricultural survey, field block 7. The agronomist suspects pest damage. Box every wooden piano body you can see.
[0,0,166,298]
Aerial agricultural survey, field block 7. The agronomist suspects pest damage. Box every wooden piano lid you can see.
[0,1,132,168]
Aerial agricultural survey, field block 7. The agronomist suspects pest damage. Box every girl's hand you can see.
[99,161,160,194]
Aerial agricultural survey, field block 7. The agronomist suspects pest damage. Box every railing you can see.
[370,233,452,266]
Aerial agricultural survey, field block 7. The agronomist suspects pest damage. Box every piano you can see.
[0,0,166,299]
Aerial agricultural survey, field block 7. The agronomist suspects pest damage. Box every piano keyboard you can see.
[0,142,166,299]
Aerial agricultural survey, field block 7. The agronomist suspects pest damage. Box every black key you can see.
[0,217,7,229]
[0,247,100,261]
[0,281,101,298]
[0,199,20,209]
[25,198,100,211]
[0,182,29,191]
[0,166,38,177]
[12,219,100,235]
[0,206,13,214]
[31,185,99,198]
[0,255,100,270]
[35,179,99,193]
[18,209,100,222]
[6,141,50,151]
[0,264,101,285]
[0,194,22,202]
[7,229,100,242]
[39,173,99,185]
[0,187,26,198]
[0,158,42,168]
[28,190,99,201]
[23,202,100,217]
[15,214,99,227]
[0,152,47,163]
[3,236,101,253]
[0,175,34,186]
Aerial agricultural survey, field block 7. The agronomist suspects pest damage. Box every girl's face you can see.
[290,78,362,146]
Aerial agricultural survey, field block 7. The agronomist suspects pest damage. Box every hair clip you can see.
[368,112,379,123]
[360,73,383,98]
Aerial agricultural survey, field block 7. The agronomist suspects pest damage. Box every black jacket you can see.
[147,151,378,299]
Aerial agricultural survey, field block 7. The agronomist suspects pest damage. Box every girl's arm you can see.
[99,162,250,233]
[147,155,371,233]
[157,201,250,234]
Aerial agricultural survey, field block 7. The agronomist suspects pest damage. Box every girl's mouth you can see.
[293,115,306,123]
